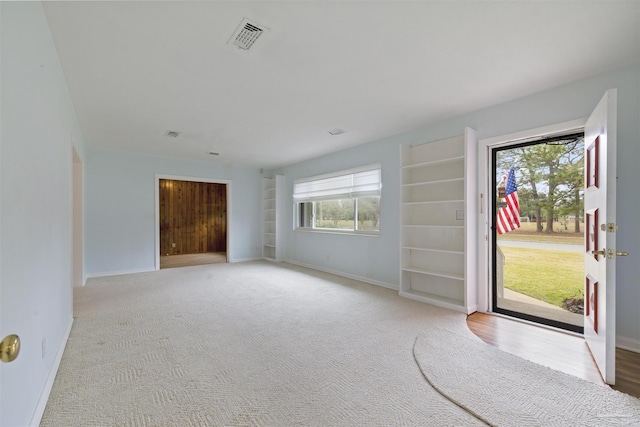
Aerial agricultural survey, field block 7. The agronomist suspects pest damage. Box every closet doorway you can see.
[155,176,229,269]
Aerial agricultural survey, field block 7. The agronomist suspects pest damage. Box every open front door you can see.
[584,89,621,385]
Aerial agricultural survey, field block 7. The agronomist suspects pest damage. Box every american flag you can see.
[497,167,520,234]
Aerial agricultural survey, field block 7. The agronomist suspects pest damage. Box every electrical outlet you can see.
[172,242,176,248]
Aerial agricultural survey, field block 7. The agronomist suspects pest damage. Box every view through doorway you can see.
[492,132,585,333]
[158,178,228,269]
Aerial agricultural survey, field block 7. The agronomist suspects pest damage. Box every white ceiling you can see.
[42,1,640,169]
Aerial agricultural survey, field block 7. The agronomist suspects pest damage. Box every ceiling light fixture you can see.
[328,128,346,136]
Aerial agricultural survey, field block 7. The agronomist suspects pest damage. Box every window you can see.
[294,164,381,234]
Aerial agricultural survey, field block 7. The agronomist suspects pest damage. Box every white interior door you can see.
[584,89,618,385]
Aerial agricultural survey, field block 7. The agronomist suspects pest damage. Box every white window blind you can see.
[293,164,381,202]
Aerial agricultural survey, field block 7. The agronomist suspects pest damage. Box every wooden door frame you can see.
[476,118,587,313]
[154,174,231,270]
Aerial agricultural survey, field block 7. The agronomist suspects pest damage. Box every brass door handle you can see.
[591,250,606,256]
[616,251,629,256]
[0,334,20,363]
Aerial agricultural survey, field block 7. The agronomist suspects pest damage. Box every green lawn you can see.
[498,222,583,244]
[500,246,583,307]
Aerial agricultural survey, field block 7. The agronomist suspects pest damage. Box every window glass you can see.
[356,196,380,231]
[297,202,313,228]
[293,164,381,234]
[314,199,354,230]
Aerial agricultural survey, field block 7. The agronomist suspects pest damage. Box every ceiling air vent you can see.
[229,18,267,50]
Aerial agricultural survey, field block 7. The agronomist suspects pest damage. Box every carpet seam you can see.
[412,335,494,427]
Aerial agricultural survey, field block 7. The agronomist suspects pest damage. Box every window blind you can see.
[293,164,381,202]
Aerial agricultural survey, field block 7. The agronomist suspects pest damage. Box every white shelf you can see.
[402,177,464,187]
[402,200,464,205]
[399,130,477,314]
[402,156,464,184]
[401,266,464,281]
[402,226,464,252]
[402,201,465,227]
[402,155,464,169]
[398,289,466,313]
[263,175,284,261]
[402,247,464,278]
[403,135,465,164]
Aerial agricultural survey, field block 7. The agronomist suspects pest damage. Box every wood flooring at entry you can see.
[467,312,640,398]
[160,252,227,269]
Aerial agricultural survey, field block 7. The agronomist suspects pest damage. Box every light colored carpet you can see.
[414,328,640,426]
[42,261,483,426]
[41,261,639,426]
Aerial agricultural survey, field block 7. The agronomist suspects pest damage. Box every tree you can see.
[496,136,584,234]
[357,196,380,229]
[317,199,353,228]
[555,146,584,232]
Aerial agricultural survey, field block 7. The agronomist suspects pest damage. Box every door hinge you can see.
[607,223,616,232]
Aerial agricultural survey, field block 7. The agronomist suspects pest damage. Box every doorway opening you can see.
[157,177,229,269]
[491,132,585,333]
[72,145,84,287]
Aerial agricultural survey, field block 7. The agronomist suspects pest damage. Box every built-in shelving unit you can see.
[263,175,284,261]
[399,129,477,314]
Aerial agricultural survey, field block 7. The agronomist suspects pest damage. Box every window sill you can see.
[295,228,380,237]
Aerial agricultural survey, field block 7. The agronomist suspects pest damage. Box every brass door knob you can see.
[0,334,20,363]
[591,250,606,256]
[616,251,629,256]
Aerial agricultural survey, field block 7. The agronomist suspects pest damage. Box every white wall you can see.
[278,135,408,288]
[0,2,85,426]
[277,62,640,346]
[85,148,264,276]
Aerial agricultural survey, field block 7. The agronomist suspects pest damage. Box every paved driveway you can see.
[497,240,582,252]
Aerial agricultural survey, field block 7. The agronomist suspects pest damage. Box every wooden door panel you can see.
[159,180,227,256]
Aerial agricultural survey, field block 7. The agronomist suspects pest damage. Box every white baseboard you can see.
[86,259,267,276]
[284,259,398,291]
[86,267,155,279]
[30,317,73,426]
[617,336,640,353]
